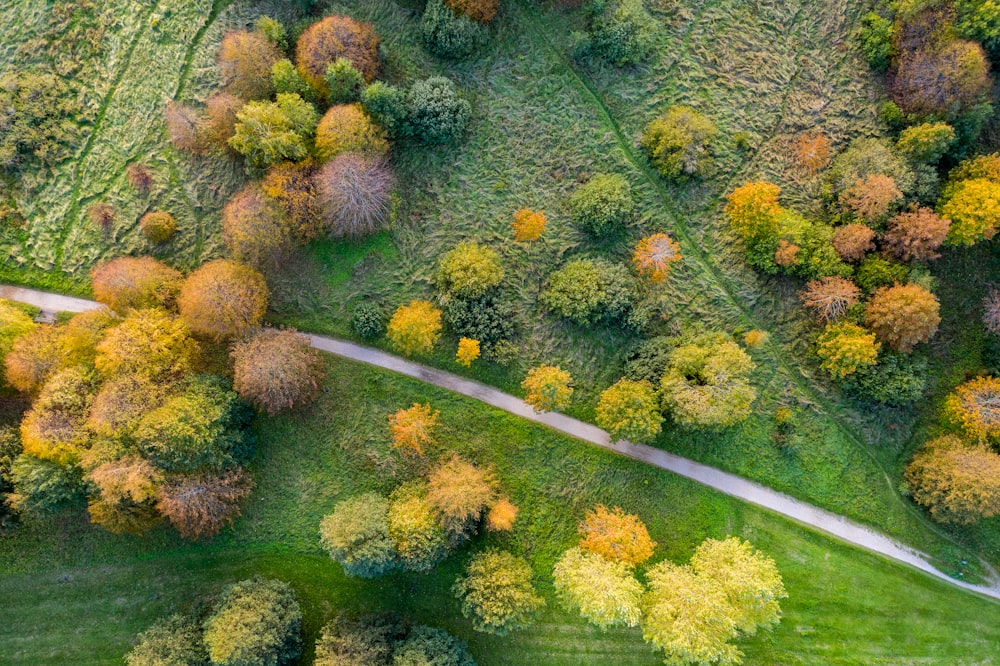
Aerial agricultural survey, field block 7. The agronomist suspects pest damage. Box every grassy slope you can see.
[1,355,999,665]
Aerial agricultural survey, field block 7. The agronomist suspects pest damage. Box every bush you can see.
[0,72,82,170]
[897,122,956,163]
[816,321,880,378]
[541,258,637,326]
[352,302,387,339]
[361,82,408,137]
[203,578,302,666]
[222,185,295,267]
[388,482,449,572]
[906,434,1000,524]
[156,469,253,540]
[165,101,202,153]
[127,163,154,194]
[320,493,398,578]
[854,256,910,293]
[883,207,950,261]
[387,301,442,356]
[124,614,208,666]
[633,233,682,283]
[315,153,394,238]
[798,276,861,321]
[296,15,380,97]
[178,259,269,341]
[314,614,405,666]
[456,337,480,367]
[595,378,662,443]
[864,283,940,351]
[228,94,318,170]
[890,39,991,115]
[421,0,490,59]
[552,547,643,629]
[94,309,197,380]
[512,208,546,242]
[578,504,656,565]
[232,329,324,416]
[485,497,519,531]
[324,58,364,104]
[87,202,116,232]
[939,178,1000,246]
[590,0,656,65]
[315,103,388,162]
[140,211,177,243]
[521,365,573,412]
[271,59,316,105]
[858,12,894,71]
[839,350,928,405]
[641,106,717,180]
[392,625,476,666]
[9,454,83,515]
[453,550,544,635]
[90,256,182,312]
[435,242,504,299]
[568,173,634,236]
[217,31,280,101]
[831,224,875,262]
[404,77,472,144]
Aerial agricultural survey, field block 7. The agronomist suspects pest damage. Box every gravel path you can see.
[4,285,999,601]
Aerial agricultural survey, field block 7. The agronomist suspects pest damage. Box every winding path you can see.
[3,284,999,602]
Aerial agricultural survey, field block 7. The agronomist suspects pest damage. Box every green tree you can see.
[361,82,408,136]
[8,454,83,515]
[320,493,398,578]
[203,578,302,666]
[421,0,489,60]
[541,258,637,326]
[595,378,662,443]
[435,242,504,299]
[125,614,208,666]
[857,12,894,71]
[896,122,956,163]
[590,0,656,65]
[324,58,364,104]
[453,550,544,635]
[641,106,717,180]
[392,625,476,666]
[568,174,634,236]
[660,333,757,428]
[314,614,405,666]
[552,547,644,629]
[403,77,472,144]
[388,482,449,573]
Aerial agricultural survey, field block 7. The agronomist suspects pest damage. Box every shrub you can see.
[126,163,153,193]
[139,211,176,243]
[178,259,269,341]
[156,469,252,540]
[485,497,519,531]
[906,434,1000,524]
[442,292,517,347]
[883,207,950,261]
[578,505,656,566]
[0,72,82,170]
[352,302,386,339]
[521,365,573,412]
[897,122,956,163]
[217,30,281,100]
[825,138,915,199]
[260,160,322,240]
[404,77,472,144]
[314,103,388,162]
[453,550,544,635]
[421,0,490,59]
[744,330,768,348]
[124,614,208,666]
[595,378,662,443]
[314,614,405,666]
[387,301,442,356]
[87,202,116,232]
[858,11,894,71]
[436,242,504,299]
[361,82,408,136]
[590,0,656,65]
[816,322,880,378]
[512,208,546,242]
[388,482,449,572]
[392,625,476,666]
[541,258,637,326]
[320,493,398,578]
[725,182,784,270]
[256,16,287,49]
[94,309,197,380]
[641,106,717,180]
[203,578,302,666]
[389,402,440,456]
[456,337,480,367]
[222,186,294,267]
[445,0,499,23]
[8,454,83,514]
[315,153,394,238]
[864,283,940,351]
[840,349,928,405]
[945,376,1000,443]
[568,173,634,236]
[271,59,316,105]
[831,223,876,262]
[324,58,364,104]
[632,233,682,283]
[939,178,1000,246]
[5,326,65,393]
[89,256,182,312]
[890,39,991,115]
[854,256,910,293]
[660,333,757,429]
[839,174,903,223]
[427,455,497,538]
[232,329,324,416]
[228,94,319,170]
[165,101,202,153]
[552,547,643,629]
[202,92,244,151]
[296,15,380,97]
[791,132,832,174]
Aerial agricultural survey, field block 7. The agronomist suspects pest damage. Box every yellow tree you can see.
[815,321,879,378]
[864,283,940,352]
[389,402,440,455]
[456,337,480,367]
[485,497,519,532]
[944,376,1000,444]
[386,300,442,355]
[596,378,662,443]
[521,365,573,413]
[632,233,682,283]
[552,547,644,629]
[940,178,1000,246]
[578,505,656,566]
[906,434,1000,524]
[426,454,497,536]
[512,208,546,242]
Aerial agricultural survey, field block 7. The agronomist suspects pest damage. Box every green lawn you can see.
[2,355,1000,665]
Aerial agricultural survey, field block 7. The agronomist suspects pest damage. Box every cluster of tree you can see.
[319,453,517,577]
[552,506,786,665]
[314,613,477,666]
[166,14,472,266]
[125,577,301,666]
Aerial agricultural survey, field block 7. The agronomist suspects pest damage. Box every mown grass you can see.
[2,355,1000,665]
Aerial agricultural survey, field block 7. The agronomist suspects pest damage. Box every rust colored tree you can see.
[202,92,243,151]
[231,328,325,416]
[221,186,295,267]
[156,469,253,540]
[260,160,322,240]
[864,283,940,351]
[164,101,201,153]
[90,256,183,312]
[838,174,903,222]
[296,16,380,97]
[632,233,682,283]
[389,402,440,455]
[883,207,950,261]
[906,435,1000,524]
[577,505,656,566]
[216,30,281,100]
[798,276,861,321]
[831,224,876,263]
[177,259,269,341]
[791,132,831,174]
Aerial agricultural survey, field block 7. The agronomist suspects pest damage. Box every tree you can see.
[946,152,1000,188]
[552,547,644,629]
[87,457,162,535]
[125,614,209,666]
[178,259,269,340]
[90,256,182,312]
[87,374,162,437]
[127,163,154,193]
[164,101,202,153]
[421,0,489,60]
[442,292,517,350]
[403,77,472,144]
[541,258,637,326]
[453,550,544,635]
[315,153,394,238]
[944,376,1000,443]
[319,493,398,578]
[361,82,408,137]
[725,182,784,270]
[521,365,573,412]
[228,94,318,170]
[445,0,499,23]
[485,497,519,532]
[436,242,504,299]
[984,287,1000,335]
[660,334,757,429]
[314,614,405,666]
[456,338,480,367]
[816,322,880,378]
[641,561,741,666]
[512,208,546,242]
[568,174,634,236]
[94,308,198,380]
[831,224,875,263]
[314,104,388,162]
[222,186,295,267]
[690,537,786,635]
[854,256,910,294]
[840,349,928,405]
[838,174,903,222]
[798,276,861,321]
[217,30,281,100]
[825,138,915,199]
[641,106,717,180]
[578,504,656,566]
[260,160,322,240]
[324,58,364,104]
[271,60,316,105]
[232,328,324,415]
[792,132,831,174]
[389,403,440,455]
[8,453,83,514]
[388,482,449,573]
[426,455,497,538]
[896,122,956,163]
[296,15,380,97]
[633,233,682,283]
[352,302,387,340]
[156,469,253,540]
[595,378,662,443]
[864,283,940,352]
[140,211,177,243]
[890,39,991,115]
[203,578,302,666]
[939,178,1000,246]
[19,369,94,464]
[386,301,442,356]
[589,0,656,65]
[0,300,37,380]
[883,207,950,261]
[4,325,65,393]
[61,308,116,367]
[202,92,244,152]
[391,625,476,666]
[858,11,894,71]
[905,434,1000,524]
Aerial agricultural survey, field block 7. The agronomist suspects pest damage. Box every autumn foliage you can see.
[5,325,65,393]
[816,322,880,378]
[315,153,394,238]
[890,38,991,115]
[221,186,294,267]
[939,178,1000,246]
[426,455,497,536]
[389,402,440,455]
[178,259,269,341]
[444,0,500,23]
[486,497,519,531]
[232,328,325,416]
[217,30,281,100]
[140,211,176,243]
[314,104,389,162]
[883,207,950,261]
[521,365,573,412]
[260,160,322,240]
[944,376,1000,443]
[386,300,442,356]
[831,223,876,263]
[632,233,682,283]
[799,276,861,321]
[512,208,546,242]
[202,92,243,151]
[839,174,903,222]
[864,283,940,352]
[156,469,253,540]
[725,181,782,242]
[296,16,380,96]
[906,435,1000,524]
[791,132,831,174]
[94,309,198,380]
[90,256,182,312]
[455,337,480,367]
[577,505,656,566]
[595,378,662,443]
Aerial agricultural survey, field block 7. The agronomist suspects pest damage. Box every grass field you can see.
[2,355,1000,665]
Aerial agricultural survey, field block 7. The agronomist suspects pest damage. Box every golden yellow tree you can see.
[521,365,573,412]
[456,337,480,367]
[578,505,656,566]
[512,208,546,242]
[389,402,440,455]
[386,300,442,356]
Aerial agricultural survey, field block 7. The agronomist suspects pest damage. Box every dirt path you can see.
[3,284,999,601]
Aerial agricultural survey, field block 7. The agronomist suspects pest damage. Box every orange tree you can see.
[177,259,269,341]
